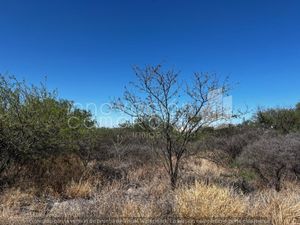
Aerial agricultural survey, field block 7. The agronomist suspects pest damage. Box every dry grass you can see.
[1,188,34,208]
[175,182,247,218]
[189,157,226,176]
[0,187,45,224]
[64,179,95,199]
[1,181,300,225]
[121,200,159,218]
[249,190,300,225]
[174,181,300,225]
[1,157,300,225]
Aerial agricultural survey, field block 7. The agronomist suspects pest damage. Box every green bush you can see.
[0,75,96,175]
[255,103,300,133]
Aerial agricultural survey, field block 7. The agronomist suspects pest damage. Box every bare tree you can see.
[112,65,231,188]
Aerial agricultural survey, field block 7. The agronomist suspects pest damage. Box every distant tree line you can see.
[254,103,300,133]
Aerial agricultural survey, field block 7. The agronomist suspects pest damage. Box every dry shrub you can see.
[0,187,45,220]
[64,179,95,199]
[0,188,35,209]
[15,154,86,194]
[126,163,165,183]
[195,127,263,165]
[238,133,300,191]
[90,178,169,218]
[147,176,169,197]
[91,180,125,216]
[121,200,159,218]
[182,157,226,178]
[175,182,246,218]
[249,190,300,225]
[1,179,300,225]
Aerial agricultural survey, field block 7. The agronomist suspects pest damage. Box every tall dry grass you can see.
[1,180,300,225]
[64,179,95,199]
[175,181,300,225]
[249,190,300,225]
[1,157,300,225]
[175,182,247,218]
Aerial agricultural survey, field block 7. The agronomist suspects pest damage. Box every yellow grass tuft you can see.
[250,190,300,225]
[64,179,95,199]
[175,182,246,218]
[175,181,300,225]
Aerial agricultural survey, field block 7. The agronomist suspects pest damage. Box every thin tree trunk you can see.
[170,160,180,190]
[170,172,178,190]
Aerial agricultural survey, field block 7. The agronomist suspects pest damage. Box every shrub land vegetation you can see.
[0,66,300,225]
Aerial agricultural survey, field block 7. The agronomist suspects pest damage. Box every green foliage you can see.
[229,160,240,169]
[239,169,256,182]
[0,75,96,173]
[296,103,300,130]
[255,103,300,133]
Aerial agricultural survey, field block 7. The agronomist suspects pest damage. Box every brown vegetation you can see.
[1,73,300,225]
[1,156,300,225]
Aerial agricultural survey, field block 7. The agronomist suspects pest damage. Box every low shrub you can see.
[238,132,300,191]
[196,127,262,165]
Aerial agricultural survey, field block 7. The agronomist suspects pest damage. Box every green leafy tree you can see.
[296,103,300,130]
[255,105,299,133]
[0,75,95,175]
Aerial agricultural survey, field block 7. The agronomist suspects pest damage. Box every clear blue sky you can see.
[0,0,299,125]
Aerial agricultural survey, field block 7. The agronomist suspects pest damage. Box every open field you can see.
[1,138,300,225]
